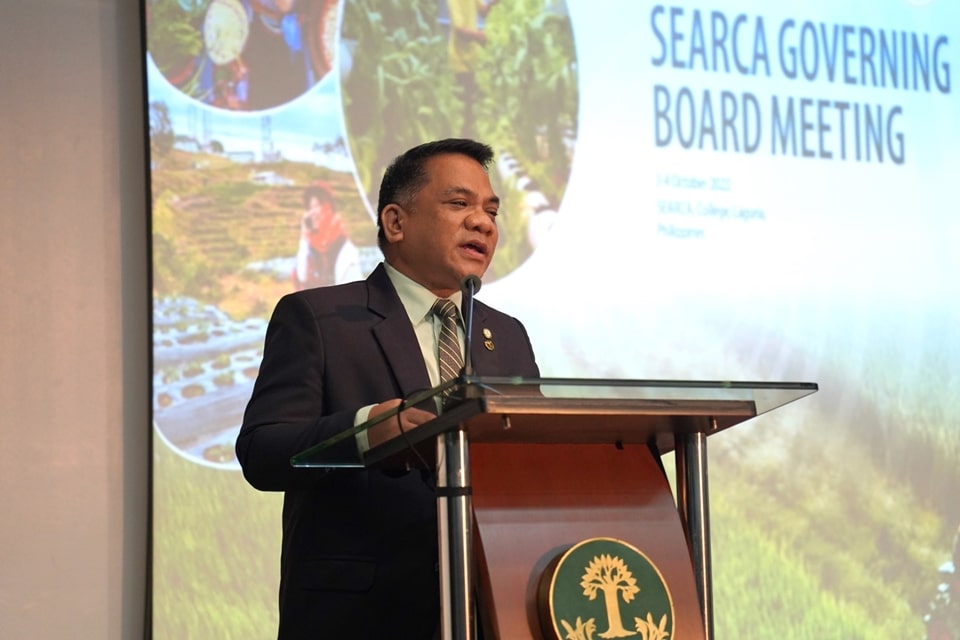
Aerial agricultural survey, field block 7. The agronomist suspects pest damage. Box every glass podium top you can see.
[290,376,818,469]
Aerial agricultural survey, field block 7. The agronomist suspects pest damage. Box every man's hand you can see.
[366,399,436,448]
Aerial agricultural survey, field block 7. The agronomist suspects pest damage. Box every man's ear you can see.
[380,203,404,244]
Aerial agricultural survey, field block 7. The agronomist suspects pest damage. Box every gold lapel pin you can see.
[482,328,495,350]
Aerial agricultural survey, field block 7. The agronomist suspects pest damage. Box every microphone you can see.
[459,274,481,378]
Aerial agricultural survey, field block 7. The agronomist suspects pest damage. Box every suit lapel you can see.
[467,303,497,375]
[366,265,433,399]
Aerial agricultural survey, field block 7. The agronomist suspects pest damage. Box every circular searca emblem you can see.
[539,538,675,640]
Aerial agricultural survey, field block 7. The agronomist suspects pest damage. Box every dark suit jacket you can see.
[236,263,539,639]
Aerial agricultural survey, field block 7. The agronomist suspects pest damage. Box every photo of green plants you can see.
[340,0,578,280]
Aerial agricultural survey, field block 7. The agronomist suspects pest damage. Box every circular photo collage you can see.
[147,0,339,111]
[147,0,579,468]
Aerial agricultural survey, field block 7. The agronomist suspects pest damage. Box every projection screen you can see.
[145,0,960,637]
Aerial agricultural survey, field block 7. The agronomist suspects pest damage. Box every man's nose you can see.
[467,209,496,234]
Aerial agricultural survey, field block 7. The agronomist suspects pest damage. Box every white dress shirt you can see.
[354,262,465,452]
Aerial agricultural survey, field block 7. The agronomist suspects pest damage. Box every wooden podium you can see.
[292,377,817,640]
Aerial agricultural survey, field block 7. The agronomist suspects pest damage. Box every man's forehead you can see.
[423,156,494,189]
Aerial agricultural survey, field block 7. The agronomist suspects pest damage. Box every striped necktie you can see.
[431,298,464,385]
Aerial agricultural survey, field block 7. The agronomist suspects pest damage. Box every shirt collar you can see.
[383,261,463,325]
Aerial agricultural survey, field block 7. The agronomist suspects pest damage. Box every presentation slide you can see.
[145,0,960,637]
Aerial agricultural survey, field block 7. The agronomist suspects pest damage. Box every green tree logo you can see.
[543,538,674,640]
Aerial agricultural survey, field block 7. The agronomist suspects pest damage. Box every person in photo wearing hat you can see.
[293,180,362,290]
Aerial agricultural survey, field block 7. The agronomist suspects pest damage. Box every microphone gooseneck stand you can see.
[437,274,481,640]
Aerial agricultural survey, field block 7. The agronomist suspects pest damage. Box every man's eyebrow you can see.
[441,187,500,207]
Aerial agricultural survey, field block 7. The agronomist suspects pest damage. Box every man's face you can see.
[383,153,499,297]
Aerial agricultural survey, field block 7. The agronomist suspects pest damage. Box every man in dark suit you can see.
[236,138,540,639]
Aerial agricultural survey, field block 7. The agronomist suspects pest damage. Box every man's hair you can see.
[376,138,494,248]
